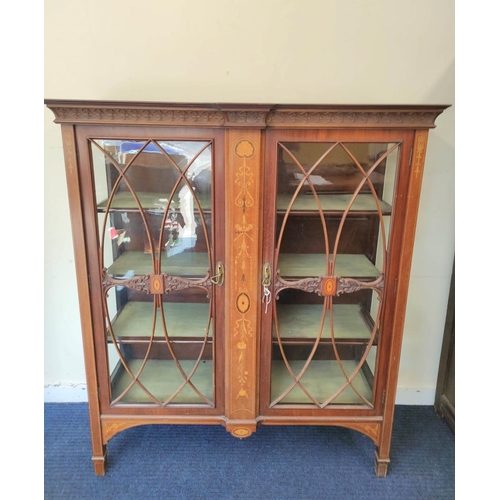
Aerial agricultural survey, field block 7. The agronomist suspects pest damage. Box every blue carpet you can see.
[44,404,454,499]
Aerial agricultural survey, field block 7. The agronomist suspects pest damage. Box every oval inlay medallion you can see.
[321,277,337,296]
[236,293,250,313]
[232,427,251,438]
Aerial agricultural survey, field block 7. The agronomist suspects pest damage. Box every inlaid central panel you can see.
[264,138,400,409]
[91,138,220,407]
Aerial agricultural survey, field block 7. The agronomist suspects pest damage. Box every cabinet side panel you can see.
[60,124,106,472]
[378,129,429,459]
[225,130,263,435]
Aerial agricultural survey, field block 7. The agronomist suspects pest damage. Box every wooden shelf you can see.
[111,302,211,339]
[107,250,210,277]
[108,252,379,280]
[111,359,213,404]
[277,253,380,278]
[274,304,372,340]
[271,360,372,405]
[97,191,211,213]
[277,193,392,215]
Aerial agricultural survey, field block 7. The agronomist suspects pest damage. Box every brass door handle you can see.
[211,261,224,286]
[262,262,271,286]
[262,263,271,314]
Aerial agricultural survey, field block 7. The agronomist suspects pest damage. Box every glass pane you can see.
[272,141,399,407]
[93,140,212,279]
[106,288,213,405]
[271,288,378,406]
[92,139,215,407]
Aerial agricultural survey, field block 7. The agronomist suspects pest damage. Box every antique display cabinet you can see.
[45,100,448,476]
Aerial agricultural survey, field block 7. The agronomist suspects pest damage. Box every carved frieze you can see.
[49,106,225,126]
[225,111,268,127]
[267,110,441,128]
[45,101,447,129]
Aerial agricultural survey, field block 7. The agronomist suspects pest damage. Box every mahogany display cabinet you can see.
[45,100,449,476]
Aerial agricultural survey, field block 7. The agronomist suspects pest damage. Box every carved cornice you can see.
[48,106,225,127]
[45,100,449,129]
[225,111,268,127]
[266,110,443,128]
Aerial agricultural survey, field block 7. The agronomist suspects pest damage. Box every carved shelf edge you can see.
[102,270,213,298]
[275,274,322,298]
[337,274,385,297]
[275,273,384,298]
[45,100,449,129]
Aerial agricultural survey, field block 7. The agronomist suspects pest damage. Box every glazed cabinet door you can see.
[77,127,225,414]
[260,129,412,413]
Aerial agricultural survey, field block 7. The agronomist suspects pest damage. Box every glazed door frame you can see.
[75,125,226,417]
[259,128,415,418]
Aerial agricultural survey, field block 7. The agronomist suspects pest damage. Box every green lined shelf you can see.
[107,250,210,277]
[271,360,372,405]
[97,191,211,212]
[277,193,391,214]
[277,253,380,278]
[111,359,213,404]
[274,304,372,339]
[110,302,212,339]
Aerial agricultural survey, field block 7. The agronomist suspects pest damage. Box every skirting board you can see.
[44,384,88,403]
[44,385,435,405]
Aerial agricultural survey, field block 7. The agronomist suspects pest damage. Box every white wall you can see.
[44,0,454,403]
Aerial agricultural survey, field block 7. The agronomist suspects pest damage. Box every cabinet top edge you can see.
[44,99,451,129]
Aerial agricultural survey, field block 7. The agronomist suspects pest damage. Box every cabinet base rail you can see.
[95,414,389,476]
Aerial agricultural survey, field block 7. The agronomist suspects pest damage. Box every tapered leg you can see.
[92,444,107,476]
[374,449,390,477]
[375,416,394,477]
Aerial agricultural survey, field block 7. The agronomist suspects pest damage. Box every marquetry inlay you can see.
[226,130,262,421]
[61,128,76,175]
[413,133,427,176]
[149,275,164,294]
[322,277,337,296]
[233,139,256,404]
[231,427,252,438]
[236,293,251,314]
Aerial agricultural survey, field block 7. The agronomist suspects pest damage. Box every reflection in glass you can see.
[92,139,215,406]
[271,141,399,407]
